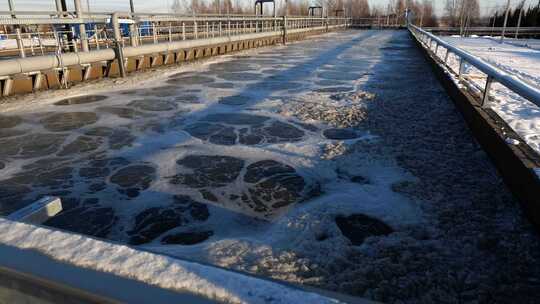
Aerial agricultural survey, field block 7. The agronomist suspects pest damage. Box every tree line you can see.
[169,0,438,26]
[490,1,540,28]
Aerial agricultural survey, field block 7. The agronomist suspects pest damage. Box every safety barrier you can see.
[409,24,540,108]
[0,10,350,96]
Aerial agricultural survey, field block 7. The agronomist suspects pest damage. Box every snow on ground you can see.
[441,35,540,154]
[487,36,540,51]
[1,30,540,303]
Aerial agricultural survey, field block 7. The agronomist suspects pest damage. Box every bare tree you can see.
[348,0,370,17]
[171,0,183,14]
[443,0,479,28]
[444,0,458,26]
[421,0,437,26]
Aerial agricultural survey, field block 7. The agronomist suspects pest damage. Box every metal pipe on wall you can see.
[0,24,338,78]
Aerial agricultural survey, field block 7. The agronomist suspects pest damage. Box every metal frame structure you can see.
[308,6,323,18]
[254,0,276,17]
[0,8,351,95]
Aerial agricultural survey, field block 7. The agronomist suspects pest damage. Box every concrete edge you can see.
[0,243,215,304]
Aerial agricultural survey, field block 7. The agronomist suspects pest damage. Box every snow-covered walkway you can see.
[443,36,540,154]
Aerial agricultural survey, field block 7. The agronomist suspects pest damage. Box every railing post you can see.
[325,16,329,32]
[194,21,198,39]
[152,23,157,43]
[129,4,137,47]
[15,28,25,58]
[482,76,494,108]
[112,13,126,78]
[37,31,45,55]
[71,26,79,52]
[282,16,287,44]
[94,25,100,50]
[182,22,186,40]
[444,49,450,64]
[27,33,35,55]
[458,58,466,82]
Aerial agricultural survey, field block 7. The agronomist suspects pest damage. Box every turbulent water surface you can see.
[1,30,539,303]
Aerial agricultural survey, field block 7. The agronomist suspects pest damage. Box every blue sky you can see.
[0,0,535,16]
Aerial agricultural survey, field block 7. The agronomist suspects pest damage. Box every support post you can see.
[15,28,25,58]
[94,24,100,50]
[458,58,466,82]
[8,0,26,58]
[325,16,329,32]
[182,22,186,40]
[152,23,157,43]
[282,16,287,44]
[2,79,14,96]
[127,0,137,47]
[55,0,63,12]
[482,76,494,108]
[74,0,89,52]
[112,13,126,78]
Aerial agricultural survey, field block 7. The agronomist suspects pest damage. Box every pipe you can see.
[74,0,89,52]
[55,0,63,12]
[0,25,335,77]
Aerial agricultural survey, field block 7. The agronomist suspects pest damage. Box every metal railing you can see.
[350,17,404,28]
[409,24,540,108]
[0,10,350,85]
[422,26,540,38]
[0,10,349,61]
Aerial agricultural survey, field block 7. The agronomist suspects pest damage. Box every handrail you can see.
[409,24,540,107]
[0,13,349,78]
